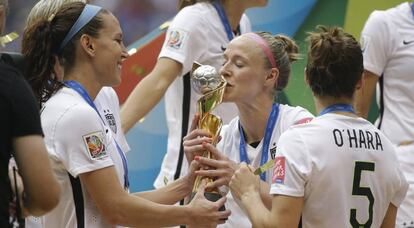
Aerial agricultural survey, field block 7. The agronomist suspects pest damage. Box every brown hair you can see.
[22,2,107,106]
[177,0,214,11]
[305,25,363,98]
[255,32,300,93]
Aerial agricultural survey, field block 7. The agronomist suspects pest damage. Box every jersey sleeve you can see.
[360,11,393,76]
[391,165,409,207]
[158,7,209,76]
[11,73,43,137]
[53,104,114,177]
[283,106,314,129]
[239,14,251,34]
[269,128,312,197]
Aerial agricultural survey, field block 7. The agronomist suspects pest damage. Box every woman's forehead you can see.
[226,36,263,58]
[100,12,122,34]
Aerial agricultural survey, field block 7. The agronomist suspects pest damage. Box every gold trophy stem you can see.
[190,80,226,212]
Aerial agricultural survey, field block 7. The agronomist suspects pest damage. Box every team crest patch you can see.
[83,131,107,160]
[272,156,286,184]
[104,110,117,133]
[270,145,277,160]
[166,30,187,50]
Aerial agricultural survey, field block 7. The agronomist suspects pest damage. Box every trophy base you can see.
[190,191,226,213]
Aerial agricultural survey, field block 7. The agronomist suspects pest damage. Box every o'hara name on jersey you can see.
[332,129,383,151]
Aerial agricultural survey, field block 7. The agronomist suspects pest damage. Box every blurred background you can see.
[4,0,178,52]
[5,0,407,192]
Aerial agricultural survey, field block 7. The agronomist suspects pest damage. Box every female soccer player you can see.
[183,31,313,227]
[22,2,229,227]
[230,26,408,228]
[120,0,268,189]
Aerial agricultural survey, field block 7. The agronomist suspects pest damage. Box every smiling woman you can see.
[20,2,230,227]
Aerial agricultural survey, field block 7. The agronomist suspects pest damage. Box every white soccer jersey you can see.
[361,2,414,146]
[34,87,126,228]
[270,114,408,228]
[218,104,313,228]
[26,87,129,228]
[154,2,251,188]
[361,3,414,225]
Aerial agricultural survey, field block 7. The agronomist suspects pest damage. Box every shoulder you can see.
[44,89,100,127]
[239,13,251,32]
[0,63,27,90]
[363,7,395,32]
[96,87,117,99]
[171,2,214,29]
[279,104,314,125]
[95,87,119,106]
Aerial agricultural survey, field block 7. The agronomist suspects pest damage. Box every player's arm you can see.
[80,166,229,227]
[133,160,199,205]
[232,165,303,228]
[120,58,182,133]
[12,135,60,216]
[380,203,397,228]
[11,75,60,216]
[244,193,303,228]
[354,70,379,118]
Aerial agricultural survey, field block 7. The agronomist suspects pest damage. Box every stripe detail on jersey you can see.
[174,72,191,181]
[377,74,384,129]
[69,174,85,228]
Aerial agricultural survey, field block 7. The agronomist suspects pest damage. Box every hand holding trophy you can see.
[190,62,226,211]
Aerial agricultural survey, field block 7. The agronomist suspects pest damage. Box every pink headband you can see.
[243,33,277,69]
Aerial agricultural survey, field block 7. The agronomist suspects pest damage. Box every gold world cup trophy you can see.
[190,62,226,211]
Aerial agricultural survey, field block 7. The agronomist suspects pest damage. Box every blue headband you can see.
[58,4,102,52]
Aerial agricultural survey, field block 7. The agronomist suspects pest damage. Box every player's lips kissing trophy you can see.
[190,62,226,211]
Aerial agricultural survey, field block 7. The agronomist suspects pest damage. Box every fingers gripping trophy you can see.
[190,62,226,211]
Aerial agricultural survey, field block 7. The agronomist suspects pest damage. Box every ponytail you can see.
[22,19,62,107]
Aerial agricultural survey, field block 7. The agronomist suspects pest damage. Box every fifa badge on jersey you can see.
[104,109,117,133]
[166,29,188,50]
[83,131,107,160]
[272,156,286,184]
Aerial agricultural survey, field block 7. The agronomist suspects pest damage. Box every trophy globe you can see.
[191,64,222,95]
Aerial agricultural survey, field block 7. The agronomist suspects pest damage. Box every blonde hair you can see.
[26,0,89,26]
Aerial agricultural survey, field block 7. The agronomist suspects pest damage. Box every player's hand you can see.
[184,160,201,194]
[187,179,231,227]
[229,163,260,201]
[183,114,213,163]
[194,143,239,191]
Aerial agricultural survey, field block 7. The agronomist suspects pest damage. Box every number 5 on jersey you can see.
[350,161,375,228]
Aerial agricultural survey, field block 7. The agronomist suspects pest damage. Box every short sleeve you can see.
[11,73,43,137]
[158,7,209,76]
[281,106,314,130]
[239,14,251,34]
[270,129,312,197]
[53,104,114,177]
[360,11,392,76]
[391,166,409,207]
